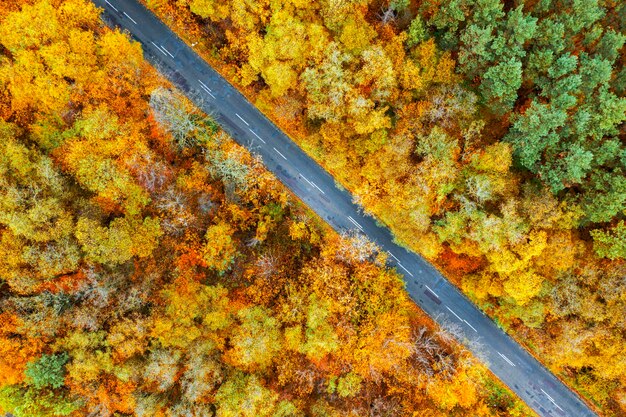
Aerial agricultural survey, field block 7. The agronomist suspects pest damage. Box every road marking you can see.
[397,262,414,277]
[235,113,249,126]
[464,320,478,333]
[498,352,516,367]
[105,0,118,11]
[310,181,325,195]
[299,173,313,186]
[248,129,266,144]
[198,83,216,98]
[540,389,564,411]
[161,45,175,58]
[446,306,463,321]
[198,80,211,92]
[273,147,287,160]
[540,389,554,402]
[424,285,439,298]
[347,216,364,231]
[151,41,168,56]
[123,11,138,25]
[386,251,400,262]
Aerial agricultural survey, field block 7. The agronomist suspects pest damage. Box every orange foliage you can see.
[0,313,43,386]
[439,246,485,276]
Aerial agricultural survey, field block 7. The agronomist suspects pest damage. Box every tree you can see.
[336,372,362,397]
[406,16,427,47]
[150,87,199,148]
[214,373,280,417]
[75,216,163,266]
[0,385,80,417]
[300,294,339,361]
[202,222,237,273]
[590,221,626,260]
[227,306,282,370]
[479,58,522,114]
[25,353,69,389]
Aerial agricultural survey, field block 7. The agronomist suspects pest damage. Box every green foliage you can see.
[336,372,362,397]
[229,306,282,370]
[415,126,459,162]
[590,221,626,260]
[484,378,516,412]
[25,353,69,389]
[579,169,626,224]
[0,385,80,417]
[406,16,427,47]
[480,58,522,113]
[390,0,409,12]
[214,373,279,417]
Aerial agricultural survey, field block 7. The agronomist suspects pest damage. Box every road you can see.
[91,1,597,416]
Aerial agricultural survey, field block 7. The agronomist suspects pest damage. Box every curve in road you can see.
[90,1,597,416]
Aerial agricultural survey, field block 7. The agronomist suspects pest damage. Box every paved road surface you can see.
[91,1,597,416]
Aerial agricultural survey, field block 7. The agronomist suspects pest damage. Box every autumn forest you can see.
[0,0,624,416]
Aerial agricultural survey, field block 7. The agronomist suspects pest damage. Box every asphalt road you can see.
[91,1,597,416]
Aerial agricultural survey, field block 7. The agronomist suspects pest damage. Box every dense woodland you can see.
[142,0,626,415]
[0,1,537,416]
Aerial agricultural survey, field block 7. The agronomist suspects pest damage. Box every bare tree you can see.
[256,251,278,278]
[155,186,198,235]
[149,87,197,148]
[378,0,409,24]
[127,151,170,193]
[379,6,397,24]
[336,230,380,264]
[143,348,181,392]
[369,396,402,417]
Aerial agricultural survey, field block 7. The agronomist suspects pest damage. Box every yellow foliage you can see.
[339,15,376,53]
[202,221,237,273]
[503,269,544,305]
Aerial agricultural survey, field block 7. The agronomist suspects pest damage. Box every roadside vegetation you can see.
[142,0,626,415]
[0,1,534,416]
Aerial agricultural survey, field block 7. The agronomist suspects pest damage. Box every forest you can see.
[140,0,626,415]
[0,0,536,416]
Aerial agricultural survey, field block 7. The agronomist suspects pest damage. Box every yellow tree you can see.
[201,221,237,273]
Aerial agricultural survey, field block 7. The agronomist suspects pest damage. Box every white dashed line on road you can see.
[310,181,325,195]
[541,389,554,402]
[198,82,216,99]
[151,41,167,56]
[347,216,364,231]
[123,11,138,25]
[273,147,287,160]
[386,251,400,262]
[235,113,250,126]
[249,129,266,144]
[464,320,478,333]
[424,285,439,298]
[540,389,564,411]
[198,80,211,91]
[446,306,463,321]
[398,262,414,277]
[498,352,516,367]
[161,45,175,58]
[299,173,313,186]
[105,0,118,11]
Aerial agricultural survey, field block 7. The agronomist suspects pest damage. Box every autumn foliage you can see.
[0,1,535,416]
[144,0,626,414]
